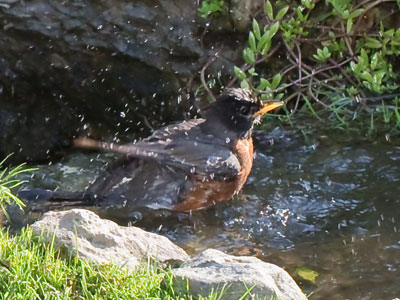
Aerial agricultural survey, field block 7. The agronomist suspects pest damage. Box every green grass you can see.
[0,227,224,300]
[0,154,36,221]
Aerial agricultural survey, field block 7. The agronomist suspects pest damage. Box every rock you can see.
[0,0,203,162]
[0,0,263,163]
[230,0,264,32]
[31,209,189,270]
[172,249,307,300]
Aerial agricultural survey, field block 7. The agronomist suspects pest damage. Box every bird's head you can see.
[203,88,283,139]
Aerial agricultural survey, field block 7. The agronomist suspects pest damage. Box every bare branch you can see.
[200,53,219,102]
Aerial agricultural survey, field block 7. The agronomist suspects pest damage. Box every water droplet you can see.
[225,137,230,144]
[120,112,126,118]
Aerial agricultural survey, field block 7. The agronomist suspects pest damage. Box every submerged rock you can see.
[31,209,189,269]
[172,249,307,300]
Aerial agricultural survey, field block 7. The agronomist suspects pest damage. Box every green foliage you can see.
[0,228,258,300]
[0,154,36,221]
[226,0,400,132]
[313,46,332,61]
[350,49,396,93]
[198,0,224,19]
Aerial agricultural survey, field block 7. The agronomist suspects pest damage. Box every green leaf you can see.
[296,7,305,21]
[276,6,289,20]
[265,0,274,20]
[256,78,271,90]
[346,18,353,34]
[361,71,373,83]
[243,48,255,64]
[240,79,250,89]
[350,61,358,73]
[313,46,331,61]
[302,0,315,9]
[249,32,257,52]
[261,40,272,56]
[347,86,358,95]
[248,67,258,76]
[329,0,344,16]
[268,22,280,39]
[253,19,261,40]
[198,0,224,19]
[383,28,395,38]
[375,70,385,83]
[257,32,271,52]
[365,37,382,49]
[296,267,319,284]
[349,8,363,19]
[260,93,273,100]
[360,49,369,62]
[234,66,247,80]
[370,53,379,70]
[362,80,372,90]
[271,73,281,89]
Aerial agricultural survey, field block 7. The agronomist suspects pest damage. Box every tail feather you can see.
[18,188,96,212]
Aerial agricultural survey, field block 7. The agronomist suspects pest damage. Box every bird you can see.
[20,88,283,213]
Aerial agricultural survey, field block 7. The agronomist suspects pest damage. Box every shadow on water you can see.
[11,122,400,300]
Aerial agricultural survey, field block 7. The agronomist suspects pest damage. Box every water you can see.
[13,124,400,299]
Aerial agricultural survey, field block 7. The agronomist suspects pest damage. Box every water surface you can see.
[15,124,400,300]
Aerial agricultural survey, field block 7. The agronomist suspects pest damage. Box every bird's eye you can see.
[239,105,251,115]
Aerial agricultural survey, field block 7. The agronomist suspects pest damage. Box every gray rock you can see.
[31,209,189,270]
[0,0,201,162]
[230,0,264,32]
[0,0,262,163]
[172,249,307,300]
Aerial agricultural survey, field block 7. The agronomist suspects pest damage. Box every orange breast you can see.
[234,138,254,191]
[173,138,254,212]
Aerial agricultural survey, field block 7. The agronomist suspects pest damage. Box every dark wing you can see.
[126,119,240,180]
[75,119,241,180]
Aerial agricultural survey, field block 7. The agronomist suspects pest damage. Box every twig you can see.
[316,0,368,41]
[259,58,353,94]
[138,114,154,132]
[200,54,219,102]
[340,21,355,58]
[308,74,330,108]
[284,90,306,104]
[293,43,303,112]
[326,56,366,99]
[353,0,395,33]
[295,33,380,43]
[280,65,297,78]
[283,39,338,85]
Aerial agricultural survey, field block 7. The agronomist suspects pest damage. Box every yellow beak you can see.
[253,101,284,118]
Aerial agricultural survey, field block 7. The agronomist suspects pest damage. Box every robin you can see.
[21,88,283,212]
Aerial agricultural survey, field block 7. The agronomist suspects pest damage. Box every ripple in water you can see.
[12,126,400,300]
